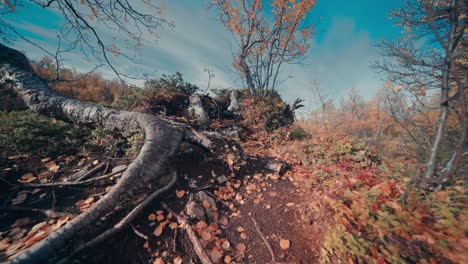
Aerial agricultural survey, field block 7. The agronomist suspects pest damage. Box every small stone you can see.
[186,201,205,219]
[217,175,229,184]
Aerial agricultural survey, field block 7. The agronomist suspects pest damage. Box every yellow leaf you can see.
[279,239,290,250]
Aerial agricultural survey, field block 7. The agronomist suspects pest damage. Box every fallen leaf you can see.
[153,257,164,264]
[153,223,166,237]
[224,255,232,264]
[202,200,211,209]
[173,256,182,264]
[236,243,246,253]
[279,239,290,250]
[176,190,185,198]
[54,216,69,230]
[221,240,230,250]
[18,173,36,183]
[156,215,165,222]
[219,216,229,226]
[169,222,178,230]
[236,226,245,232]
[84,197,95,205]
[201,231,212,241]
[41,157,51,163]
[0,237,10,251]
[209,247,222,263]
[240,232,248,239]
[45,161,59,173]
[148,213,157,221]
[196,221,208,229]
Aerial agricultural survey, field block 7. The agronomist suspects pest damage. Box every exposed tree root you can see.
[57,171,179,264]
[1,44,184,263]
[161,202,214,264]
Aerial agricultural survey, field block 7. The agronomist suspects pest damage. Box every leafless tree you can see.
[310,79,334,130]
[373,0,467,188]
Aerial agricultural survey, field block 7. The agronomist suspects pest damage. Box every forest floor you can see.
[1,112,466,264]
[0,122,323,264]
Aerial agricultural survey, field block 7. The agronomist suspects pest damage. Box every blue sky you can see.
[2,0,405,113]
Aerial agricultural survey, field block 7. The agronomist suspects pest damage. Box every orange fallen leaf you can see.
[201,230,212,241]
[148,213,157,221]
[84,197,95,205]
[153,257,164,264]
[236,226,245,232]
[153,222,166,237]
[279,239,290,249]
[173,256,182,264]
[236,243,246,253]
[19,173,36,183]
[176,190,185,198]
[0,237,10,251]
[240,232,248,239]
[202,200,211,208]
[224,255,232,264]
[54,216,69,230]
[156,215,165,222]
[41,157,51,163]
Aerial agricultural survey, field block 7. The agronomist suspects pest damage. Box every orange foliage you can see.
[32,57,127,104]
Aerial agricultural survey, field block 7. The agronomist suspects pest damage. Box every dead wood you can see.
[1,43,184,263]
[250,216,277,263]
[161,202,214,264]
[74,163,106,182]
[58,171,178,263]
[19,168,126,188]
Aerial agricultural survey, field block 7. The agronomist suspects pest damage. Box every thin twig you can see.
[161,202,214,264]
[131,224,148,240]
[250,216,276,263]
[75,163,106,182]
[20,168,125,188]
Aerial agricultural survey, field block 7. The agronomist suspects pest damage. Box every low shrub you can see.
[0,111,84,158]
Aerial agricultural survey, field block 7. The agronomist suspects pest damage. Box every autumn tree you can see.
[211,0,316,96]
[373,0,467,188]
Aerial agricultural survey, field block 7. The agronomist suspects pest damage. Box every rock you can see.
[217,175,229,184]
[112,165,127,173]
[222,128,240,141]
[186,201,205,219]
[195,191,216,207]
[227,90,240,113]
[188,93,209,126]
[267,160,289,175]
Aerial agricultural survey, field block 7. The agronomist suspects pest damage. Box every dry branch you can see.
[250,216,277,263]
[161,202,213,264]
[20,168,126,189]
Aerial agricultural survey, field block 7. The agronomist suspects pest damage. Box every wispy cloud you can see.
[5,1,395,111]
